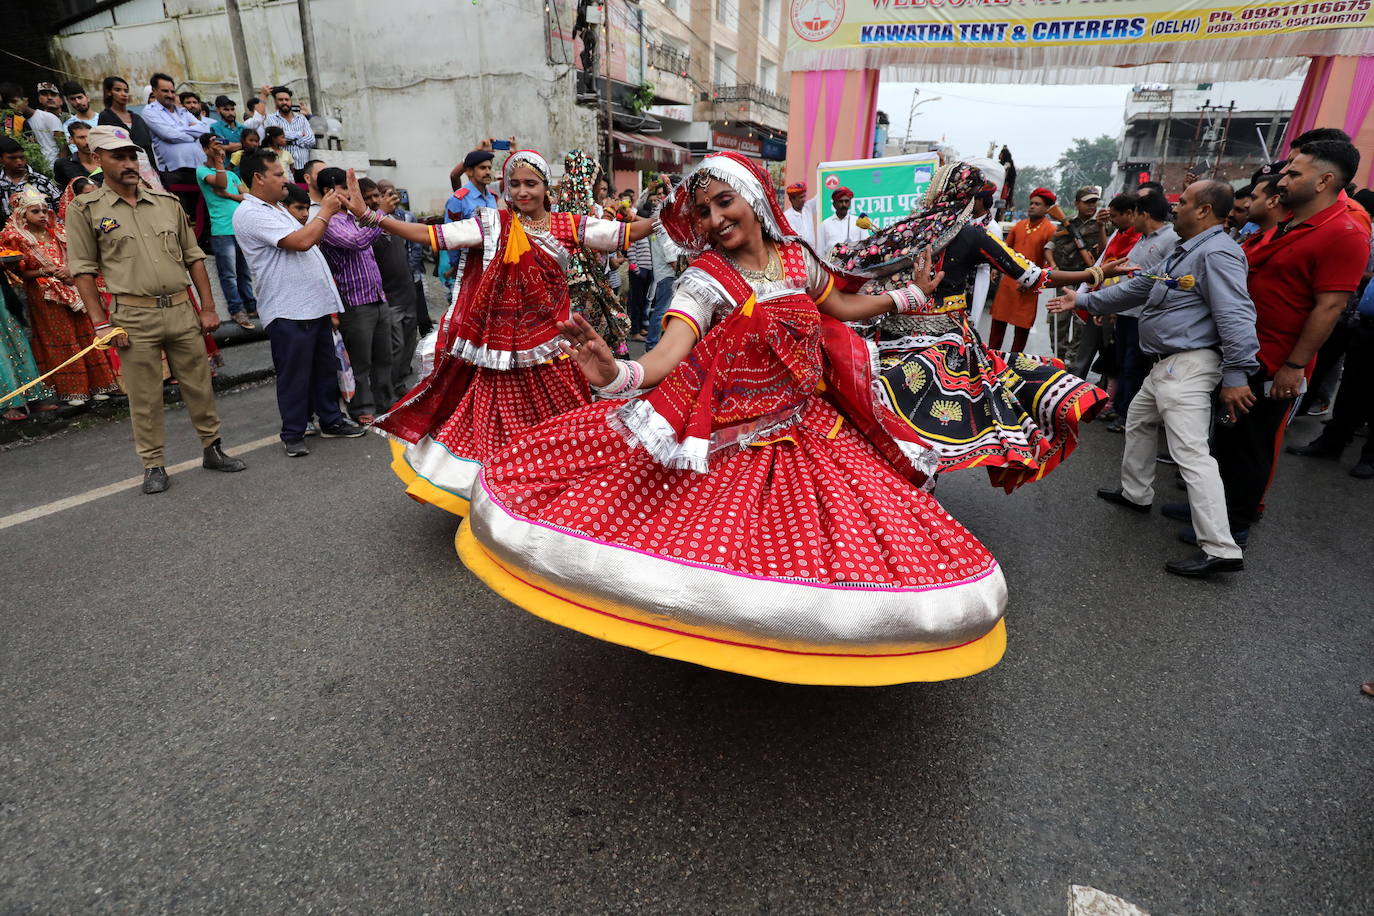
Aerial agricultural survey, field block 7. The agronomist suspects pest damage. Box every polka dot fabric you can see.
[432,358,590,466]
[481,396,996,588]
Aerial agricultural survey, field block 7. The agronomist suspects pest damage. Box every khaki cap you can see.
[1075,185,1102,202]
[87,125,143,153]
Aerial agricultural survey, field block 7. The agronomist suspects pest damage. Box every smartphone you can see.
[490,139,511,150]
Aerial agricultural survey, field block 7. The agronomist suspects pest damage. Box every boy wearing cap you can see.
[66,125,248,493]
[20,83,66,168]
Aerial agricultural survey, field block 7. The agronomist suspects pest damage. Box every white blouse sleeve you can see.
[662,267,726,339]
[430,217,484,251]
[581,216,631,253]
[801,246,837,301]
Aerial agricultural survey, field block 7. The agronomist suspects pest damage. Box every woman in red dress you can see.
[1,187,118,405]
[458,152,1008,686]
[357,151,655,515]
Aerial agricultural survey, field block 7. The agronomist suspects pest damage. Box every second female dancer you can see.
[344,151,654,515]
[832,162,1131,492]
[457,152,1010,686]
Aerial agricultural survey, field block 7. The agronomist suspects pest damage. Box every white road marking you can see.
[1068,885,1150,916]
[0,434,280,532]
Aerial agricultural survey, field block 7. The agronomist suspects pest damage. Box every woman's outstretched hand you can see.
[557,314,617,387]
[1103,256,1137,279]
[913,248,945,296]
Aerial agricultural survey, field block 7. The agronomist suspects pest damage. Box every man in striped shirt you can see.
[317,167,394,423]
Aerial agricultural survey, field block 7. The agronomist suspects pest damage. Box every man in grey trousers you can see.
[1049,180,1261,579]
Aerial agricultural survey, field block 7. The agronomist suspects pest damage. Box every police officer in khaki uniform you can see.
[68,125,247,493]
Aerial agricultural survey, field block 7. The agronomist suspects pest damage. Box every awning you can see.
[611,131,691,170]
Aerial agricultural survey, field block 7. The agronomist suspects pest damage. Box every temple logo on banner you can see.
[791,0,845,42]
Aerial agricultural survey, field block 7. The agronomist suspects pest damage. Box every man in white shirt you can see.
[782,180,815,249]
[232,151,366,455]
[141,72,209,216]
[818,186,869,257]
[968,183,1003,328]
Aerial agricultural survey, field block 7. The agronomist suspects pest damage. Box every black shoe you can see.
[283,439,310,457]
[202,438,247,472]
[319,419,367,438]
[1165,550,1244,577]
[1096,487,1151,513]
[1286,439,1342,459]
[1351,460,1374,479]
[142,466,169,494]
[1178,525,1250,548]
[1106,421,1126,434]
[1161,501,1192,522]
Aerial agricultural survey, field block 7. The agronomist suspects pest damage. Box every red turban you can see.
[1030,187,1057,204]
[786,181,807,194]
[832,186,854,200]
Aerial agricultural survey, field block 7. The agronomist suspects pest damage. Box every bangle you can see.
[1283,360,1305,370]
[1086,265,1105,287]
[592,359,644,397]
[890,285,930,315]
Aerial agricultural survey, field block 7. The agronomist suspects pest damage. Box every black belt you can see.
[1142,345,1221,366]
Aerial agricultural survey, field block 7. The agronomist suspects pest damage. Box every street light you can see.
[903,96,942,153]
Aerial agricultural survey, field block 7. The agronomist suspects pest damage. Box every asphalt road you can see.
[1,378,1370,914]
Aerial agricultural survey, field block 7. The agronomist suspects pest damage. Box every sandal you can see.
[3,408,26,421]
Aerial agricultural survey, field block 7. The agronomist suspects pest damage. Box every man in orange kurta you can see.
[989,187,1058,351]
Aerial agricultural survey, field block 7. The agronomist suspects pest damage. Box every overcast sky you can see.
[876,82,1136,168]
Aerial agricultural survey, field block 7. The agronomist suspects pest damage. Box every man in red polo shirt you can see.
[1203,137,1369,540]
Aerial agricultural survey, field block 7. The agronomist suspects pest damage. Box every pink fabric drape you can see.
[1281,57,1334,152]
[1342,56,1374,139]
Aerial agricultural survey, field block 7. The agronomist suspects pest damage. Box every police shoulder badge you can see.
[98,217,119,234]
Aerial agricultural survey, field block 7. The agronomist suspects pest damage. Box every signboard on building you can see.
[814,152,941,229]
[711,131,764,157]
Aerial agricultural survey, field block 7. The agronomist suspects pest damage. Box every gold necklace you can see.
[520,212,551,233]
[727,243,783,282]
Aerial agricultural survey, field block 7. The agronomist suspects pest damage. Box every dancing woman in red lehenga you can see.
[357,151,653,515]
[458,152,1009,686]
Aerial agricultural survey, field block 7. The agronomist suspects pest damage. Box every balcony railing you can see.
[711,82,786,114]
[648,43,692,77]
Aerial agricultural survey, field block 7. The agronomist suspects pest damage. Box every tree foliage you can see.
[1054,134,1118,200]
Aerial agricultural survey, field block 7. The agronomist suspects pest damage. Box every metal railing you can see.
[648,43,692,77]
[711,82,786,113]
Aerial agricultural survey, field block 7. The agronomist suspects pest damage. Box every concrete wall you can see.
[49,0,597,215]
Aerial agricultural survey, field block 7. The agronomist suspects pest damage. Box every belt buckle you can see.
[156,293,173,309]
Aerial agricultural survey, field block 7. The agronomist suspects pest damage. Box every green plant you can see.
[626,82,656,115]
[0,110,53,179]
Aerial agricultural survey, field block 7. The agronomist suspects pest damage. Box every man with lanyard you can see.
[440,149,499,285]
[1048,181,1259,578]
[66,126,247,493]
[818,186,867,256]
[1215,138,1369,525]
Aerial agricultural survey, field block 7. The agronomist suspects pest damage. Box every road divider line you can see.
[0,434,281,532]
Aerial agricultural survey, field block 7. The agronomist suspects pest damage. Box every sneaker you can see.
[1304,399,1330,416]
[1157,451,1177,466]
[319,419,367,438]
[233,313,256,330]
[283,439,310,457]
[303,421,320,437]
